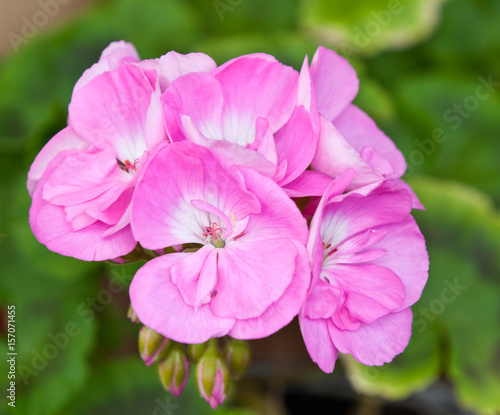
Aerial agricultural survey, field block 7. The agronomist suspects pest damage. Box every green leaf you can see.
[298,0,449,56]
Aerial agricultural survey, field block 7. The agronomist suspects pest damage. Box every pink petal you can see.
[328,308,413,366]
[27,126,87,196]
[171,246,218,309]
[30,153,136,261]
[306,170,356,282]
[130,253,235,343]
[282,170,334,198]
[334,104,406,179]
[370,215,429,310]
[320,180,413,248]
[212,53,278,76]
[229,240,310,339]
[392,178,425,210]
[274,105,318,186]
[138,51,217,92]
[69,65,156,162]
[42,147,129,206]
[299,313,338,373]
[310,46,359,121]
[312,115,384,190]
[73,41,140,93]
[326,264,405,326]
[215,56,299,143]
[303,281,340,320]
[238,167,309,244]
[161,72,224,142]
[211,238,296,319]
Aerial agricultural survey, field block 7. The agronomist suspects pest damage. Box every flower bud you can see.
[196,339,229,409]
[138,326,171,366]
[158,344,190,397]
[224,339,250,380]
[188,342,208,363]
[128,304,140,324]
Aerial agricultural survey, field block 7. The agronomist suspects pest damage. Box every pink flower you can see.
[299,170,428,372]
[160,53,322,195]
[129,141,310,343]
[308,46,423,209]
[28,42,216,261]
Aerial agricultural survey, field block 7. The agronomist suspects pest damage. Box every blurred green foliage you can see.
[0,0,499,414]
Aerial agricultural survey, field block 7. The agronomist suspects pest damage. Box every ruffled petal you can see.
[310,46,359,121]
[229,240,310,339]
[299,313,338,373]
[312,115,384,190]
[370,215,429,310]
[69,65,157,162]
[215,56,299,144]
[211,238,296,319]
[328,308,413,366]
[27,126,87,196]
[130,253,235,343]
[138,51,217,92]
[73,40,140,93]
[335,104,406,179]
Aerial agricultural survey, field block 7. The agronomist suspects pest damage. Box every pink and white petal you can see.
[132,142,260,249]
[329,308,413,366]
[312,116,384,190]
[211,238,296,319]
[30,154,136,260]
[298,55,320,133]
[171,246,218,309]
[139,51,217,92]
[211,53,278,76]
[42,147,128,206]
[27,126,87,196]
[130,253,235,343]
[282,170,334,198]
[73,41,140,93]
[370,215,428,310]
[229,240,310,339]
[250,117,278,167]
[335,104,406,179]
[306,169,356,282]
[161,72,225,141]
[144,90,168,150]
[216,57,299,143]
[310,46,359,121]
[299,314,338,373]
[274,105,318,187]
[327,263,405,325]
[185,124,276,178]
[320,179,413,246]
[238,167,308,244]
[69,65,154,162]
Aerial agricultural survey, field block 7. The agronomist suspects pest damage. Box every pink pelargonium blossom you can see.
[29,63,165,261]
[160,53,324,196]
[27,40,216,196]
[308,46,423,209]
[129,141,311,343]
[299,170,428,372]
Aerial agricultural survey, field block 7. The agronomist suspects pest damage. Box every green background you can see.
[1,0,499,414]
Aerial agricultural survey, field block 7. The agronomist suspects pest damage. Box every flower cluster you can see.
[28,41,428,408]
